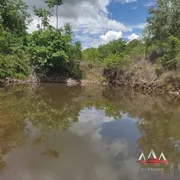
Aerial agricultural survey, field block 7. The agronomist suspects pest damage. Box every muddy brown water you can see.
[0,84,180,180]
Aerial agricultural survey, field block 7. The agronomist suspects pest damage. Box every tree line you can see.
[83,0,180,74]
[0,0,180,80]
[0,0,82,80]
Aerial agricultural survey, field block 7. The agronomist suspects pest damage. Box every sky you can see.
[25,0,156,49]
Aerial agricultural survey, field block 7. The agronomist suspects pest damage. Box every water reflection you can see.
[0,84,180,179]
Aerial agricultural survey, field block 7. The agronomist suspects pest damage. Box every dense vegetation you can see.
[83,0,180,75]
[82,39,144,69]
[0,0,180,83]
[0,0,82,80]
[144,0,180,70]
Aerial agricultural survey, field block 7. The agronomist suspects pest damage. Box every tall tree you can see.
[45,0,63,29]
[144,0,180,69]
[145,0,180,43]
[34,7,51,30]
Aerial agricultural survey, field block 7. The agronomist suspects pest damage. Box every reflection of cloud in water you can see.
[69,108,142,180]
[69,108,114,140]
[0,108,176,180]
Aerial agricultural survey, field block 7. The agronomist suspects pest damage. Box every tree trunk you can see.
[56,5,58,29]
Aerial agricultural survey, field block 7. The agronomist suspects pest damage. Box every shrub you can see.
[0,54,30,79]
[28,27,82,78]
[104,54,132,69]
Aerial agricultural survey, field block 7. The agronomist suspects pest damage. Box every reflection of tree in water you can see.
[136,98,180,176]
[42,131,59,158]
[136,114,180,176]
[24,85,123,134]
[101,88,180,176]
[0,159,7,172]
[1,85,180,176]
[0,86,27,172]
[0,85,124,169]
[0,85,85,165]
[42,149,59,158]
[84,98,122,119]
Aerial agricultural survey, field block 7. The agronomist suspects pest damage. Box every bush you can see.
[0,54,30,79]
[155,64,163,77]
[153,36,180,70]
[28,27,82,78]
[104,54,132,69]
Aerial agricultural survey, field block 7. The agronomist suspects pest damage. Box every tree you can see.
[144,0,180,69]
[125,39,140,53]
[64,23,73,41]
[0,0,31,79]
[0,0,82,79]
[145,0,180,43]
[0,0,30,35]
[0,0,31,54]
[45,0,63,29]
[98,39,126,59]
[34,7,51,30]
[28,24,82,78]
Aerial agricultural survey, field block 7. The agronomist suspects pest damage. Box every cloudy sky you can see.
[25,0,156,48]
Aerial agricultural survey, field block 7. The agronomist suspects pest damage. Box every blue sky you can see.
[108,0,150,37]
[27,0,156,48]
[73,0,156,48]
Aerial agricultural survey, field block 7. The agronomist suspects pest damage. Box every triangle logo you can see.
[137,149,168,165]
[159,153,168,164]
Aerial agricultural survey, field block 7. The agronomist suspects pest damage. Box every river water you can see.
[0,84,180,180]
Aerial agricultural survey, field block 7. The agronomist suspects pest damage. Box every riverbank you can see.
[2,77,102,87]
[2,59,180,96]
[104,59,180,95]
[2,63,104,86]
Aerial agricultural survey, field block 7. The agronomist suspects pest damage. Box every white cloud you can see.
[25,0,144,48]
[75,34,103,49]
[132,6,137,10]
[26,0,129,33]
[2,108,142,180]
[100,31,122,43]
[113,0,137,3]
[130,23,147,29]
[68,108,141,180]
[127,33,139,41]
[144,1,156,7]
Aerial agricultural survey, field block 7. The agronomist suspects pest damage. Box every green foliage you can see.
[45,0,63,8]
[0,29,28,55]
[0,0,82,80]
[0,0,31,79]
[146,0,180,41]
[82,48,102,64]
[0,54,30,79]
[125,39,140,53]
[0,0,30,35]
[33,8,51,30]
[126,41,145,61]
[158,36,180,69]
[99,39,126,59]
[83,38,143,71]
[145,0,180,69]
[45,0,63,29]
[104,54,132,69]
[1,0,180,81]
[28,25,82,78]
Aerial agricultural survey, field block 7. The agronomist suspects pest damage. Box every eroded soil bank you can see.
[104,59,180,95]
[2,59,180,96]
